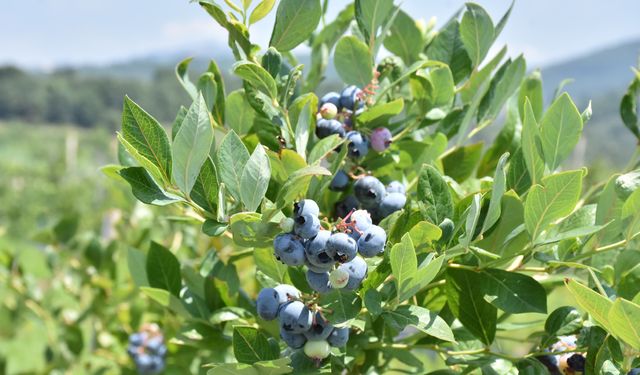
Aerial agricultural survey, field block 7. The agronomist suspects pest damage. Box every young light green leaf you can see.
[565,278,613,332]
[118,167,181,206]
[356,98,404,128]
[608,299,640,350]
[524,169,584,240]
[173,94,214,194]
[417,165,454,224]
[521,99,545,185]
[171,105,188,141]
[483,55,526,121]
[232,326,280,364]
[275,166,331,208]
[459,3,495,67]
[383,305,455,342]
[383,9,423,64]
[334,35,373,88]
[307,134,344,165]
[240,145,270,212]
[233,61,278,98]
[269,0,321,51]
[459,193,482,247]
[482,153,509,233]
[146,242,182,297]
[217,130,250,202]
[225,90,256,135]
[518,70,544,122]
[539,93,583,171]
[197,72,217,113]
[294,103,311,161]
[175,58,198,99]
[390,234,417,302]
[121,96,172,183]
[479,269,547,314]
[249,0,275,24]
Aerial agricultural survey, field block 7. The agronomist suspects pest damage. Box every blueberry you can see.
[129,333,144,346]
[279,301,313,333]
[274,284,300,304]
[346,209,373,240]
[148,357,165,374]
[306,270,332,293]
[340,86,362,111]
[319,91,340,109]
[256,287,281,320]
[346,131,369,158]
[536,354,559,372]
[274,233,306,266]
[304,312,334,340]
[337,257,367,290]
[327,232,358,263]
[280,329,307,349]
[293,199,320,219]
[305,230,336,269]
[155,344,167,357]
[370,127,392,152]
[357,225,386,257]
[378,192,406,218]
[330,170,350,191]
[135,353,153,371]
[320,103,338,119]
[567,354,585,372]
[306,259,334,273]
[127,344,139,357]
[386,181,406,194]
[354,176,386,208]
[316,118,346,139]
[146,336,163,353]
[327,327,349,347]
[335,195,359,219]
[628,369,640,375]
[294,213,321,239]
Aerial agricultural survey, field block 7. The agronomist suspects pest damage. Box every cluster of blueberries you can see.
[316,86,393,159]
[127,323,167,374]
[256,284,349,361]
[334,175,407,223]
[537,336,587,375]
[275,199,386,294]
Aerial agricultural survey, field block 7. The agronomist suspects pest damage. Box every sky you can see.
[2,0,640,70]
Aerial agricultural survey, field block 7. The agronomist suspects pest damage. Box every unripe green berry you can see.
[280,217,294,232]
[320,103,338,119]
[303,340,331,360]
[329,268,349,289]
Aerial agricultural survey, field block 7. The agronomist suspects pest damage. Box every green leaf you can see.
[275,166,331,208]
[140,287,190,317]
[565,279,613,332]
[524,169,584,240]
[127,248,149,287]
[172,94,214,194]
[545,306,582,336]
[383,9,423,64]
[205,60,226,126]
[417,165,454,224]
[506,148,532,195]
[479,269,547,314]
[442,142,484,182]
[608,299,640,350]
[308,134,344,165]
[233,326,279,365]
[615,169,640,200]
[620,77,640,139]
[334,35,373,88]
[118,167,181,206]
[249,0,276,25]
[229,212,280,248]
[240,145,271,212]
[261,47,282,78]
[408,221,442,253]
[146,242,182,297]
[269,0,321,51]
[459,3,495,67]
[191,157,219,213]
[445,267,497,345]
[390,234,418,302]
[518,70,544,122]
[206,358,292,375]
[318,291,362,325]
[226,90,256,135]
[459,193,482,247]
[121,96,172,183]
[415,254,445,290]
[426,19,472,84]
[539,93,583,171]
[175,58,198,98]
[354,0,394,47]
[364,289,383,318]
[521,99,545,185]
[254,248,287,284]
[197,72,217,112]
[202,219,227,237]
[383,305,455,342]
[357,98,404,128]
[294,103,311,161]
[217,130,250,202]
[482,153,509,233]
[171,105,188,141]
[482,55,526,121]
[233,61,278,99]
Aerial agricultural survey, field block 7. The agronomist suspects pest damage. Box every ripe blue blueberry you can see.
[354,176,386,208]
[346,131,369,158]
[346,209,373,240]
[370,127,392,152]
[566,354,585,372]
[279,301,313,333]
[357,225,386,257]
[294,213,321,239]
[305,230,336,269]
[280,329,307,349]
[129,333,143,346]
[273,233,306,266]
[304,312,334,340]
[378,192,406,218]
[306,259,334,273]
[327,232,358,263]
[386,180,406,195]
[330,170,350,191]
[319,91,341,109]
[274,284,300,304]
[293,199,320,219]
[316,118,346,139]
[628,369,640,375]
[335,195,359,219]
[306,270,332,294]
[256,287,281,320]
[340,86,362,111]
[337,256,367,290]
[327,327,350,347]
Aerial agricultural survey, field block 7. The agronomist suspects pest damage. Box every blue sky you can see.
[2,0,640,69]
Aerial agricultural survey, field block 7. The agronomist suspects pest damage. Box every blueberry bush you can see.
[108,0,640,373]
